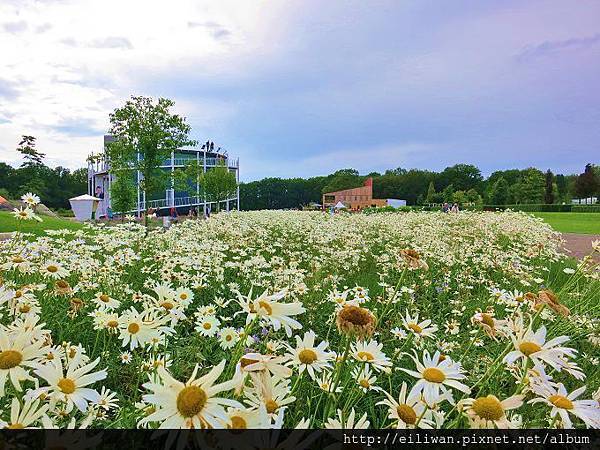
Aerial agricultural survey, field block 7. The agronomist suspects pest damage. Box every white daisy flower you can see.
[140,360,242,429]
[377,382,434,428]
[195,315,221,337]
[286,330,334,380]
[530,382,600,429]
[458,394,523,429]
[402,350,470,406]
[32,357,107,413]
[351,339,392,372]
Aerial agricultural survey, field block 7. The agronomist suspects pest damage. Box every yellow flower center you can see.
[519,341,542,356]
[422,367,446,383]
[99,294,110,302]
[47,265,58,273]
[179,293,188,300]
[356,351,374,361]
[258,300,272,315]
[58,378,76,394]
[298,349,318,364]
[0,350,23,369]
[56,280,69,289]
[6,423,25,429]
[128,323,140,334]
[480,313,495,328]
[225,335,232,341]
[203,322,212,330]
[265,399,278,414]
[472,396,504,421]
[15,290,23,298]
[12,256,24,263]
[407,323,422,334]
[397,404,417,424]
[548,395,574,410]
[161,302,174,310]
[176,386,207,418]
[19,305,31,313]
[359,379,370,388]
[107,320,118,328]
[229,415,247,429]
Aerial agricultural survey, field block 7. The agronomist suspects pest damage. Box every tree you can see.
[321,169,361,194]
[106,96,196,225]
[555,174,567,203]
[452,190,467,205]
[441,184,455,202]
[201,160,238,212]
[488,176,509,205]
[17,135,45,167]
[173,159,206,217]
[513,168,544,204]
[436,164,483,193]
[544,170,555,204]
[425,181,436,204]
[465,188,483,205]
[110,171,137,220]
[574,163,600,202]
[0,162,15,197]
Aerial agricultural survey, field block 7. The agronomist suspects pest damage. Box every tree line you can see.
[1,131,598,213]
[240,163,600,210]
[0,136,87,211]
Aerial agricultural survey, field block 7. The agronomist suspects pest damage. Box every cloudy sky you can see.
[1,0,599,181]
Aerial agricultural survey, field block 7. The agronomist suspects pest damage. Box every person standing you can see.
[95,185,105,219]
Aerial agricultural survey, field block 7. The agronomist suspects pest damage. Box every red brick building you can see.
[322,178,388,211]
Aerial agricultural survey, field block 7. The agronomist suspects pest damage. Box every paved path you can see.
[561,233,599,261]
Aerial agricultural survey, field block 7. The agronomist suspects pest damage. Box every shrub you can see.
[572,205,600,213]
[483,204,573,212]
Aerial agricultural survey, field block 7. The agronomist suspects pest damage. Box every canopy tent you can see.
[69,194,101,221]
[334,201,347,209]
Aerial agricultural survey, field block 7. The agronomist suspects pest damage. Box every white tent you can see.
[69,194,101,221]
[334,201,347,209]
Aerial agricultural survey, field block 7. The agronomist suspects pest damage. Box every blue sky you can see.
[0,0,599,181]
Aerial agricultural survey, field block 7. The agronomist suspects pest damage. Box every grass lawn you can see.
[0,210,83,235]
[532,212,600,234]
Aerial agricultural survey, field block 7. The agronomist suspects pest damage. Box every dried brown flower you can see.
[400,249,429,271]
[535,289,570,317]
[336,305,376,339]
[54,279,72,296]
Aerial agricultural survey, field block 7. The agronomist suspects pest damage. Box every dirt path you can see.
[561,233,599,261]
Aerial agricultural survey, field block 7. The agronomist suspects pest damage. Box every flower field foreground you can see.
[0,210,598,429]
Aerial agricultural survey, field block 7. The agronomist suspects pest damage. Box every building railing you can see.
[138,194,238,211]
[162,157,239,168]
[89,157,239,177]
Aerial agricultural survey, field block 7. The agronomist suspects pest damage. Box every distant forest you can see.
[239,164,600,210]
[1,136,598,212]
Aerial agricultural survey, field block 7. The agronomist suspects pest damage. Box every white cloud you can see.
[0,0,282,168]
